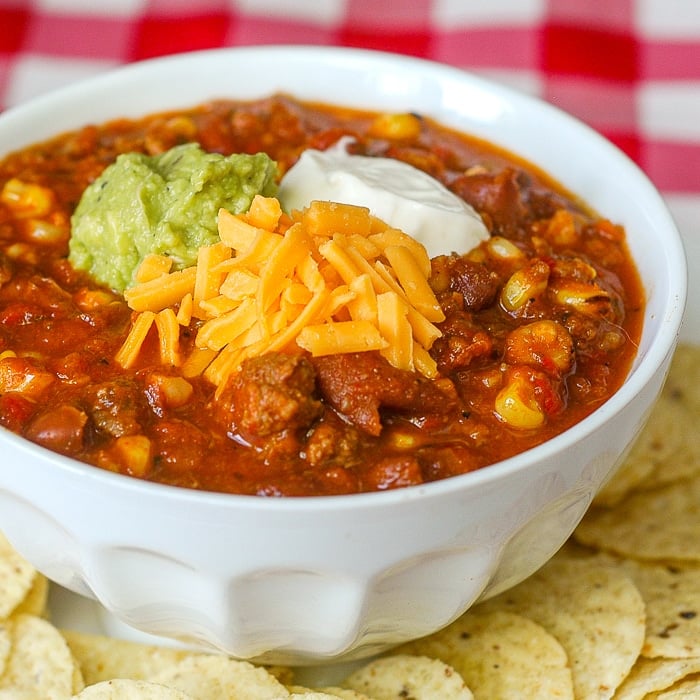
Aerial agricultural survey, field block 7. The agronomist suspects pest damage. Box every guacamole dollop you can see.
[68,143,278,292]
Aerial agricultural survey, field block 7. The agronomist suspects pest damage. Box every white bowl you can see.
[0,46,687,665]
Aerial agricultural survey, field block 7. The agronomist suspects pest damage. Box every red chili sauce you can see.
[0,95,644,496]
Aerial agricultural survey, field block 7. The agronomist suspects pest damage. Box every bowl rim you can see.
[0,45,688,510]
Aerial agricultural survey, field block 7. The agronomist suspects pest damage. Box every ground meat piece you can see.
[450,259,500,312]
[311,465,359,495]
[312,351,458,437]
[526,186,580,221]
[362,455,424,491]
[432,255,500,312]
[383,144,446,179]
[304,411,363,469]
[151,418,211,475]
[82,379,143,438]
[431,311,494,373]
[216,352,322,442]
[418,444,482,482]
[451,167,529,236]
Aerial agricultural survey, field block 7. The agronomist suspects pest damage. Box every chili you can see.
[0,95,644,496]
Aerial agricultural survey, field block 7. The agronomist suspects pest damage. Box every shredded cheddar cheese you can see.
[115,311,156,369]
[115,195,444,386]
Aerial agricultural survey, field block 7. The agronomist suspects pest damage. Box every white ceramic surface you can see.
[0,46,687,665]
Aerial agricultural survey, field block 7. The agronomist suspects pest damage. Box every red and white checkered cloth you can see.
[1,0,698,338]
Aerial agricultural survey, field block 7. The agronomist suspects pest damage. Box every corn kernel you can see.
[487,236,525,261]
[4,242,38,264]
[114,435,152,477]
[148,373,194,409]
[368,113,422,141]
[495,375,545,429]
[74,288,118,312]
[500,261,550,311]
[546,209,579,246]
[1,178,55,218]
[390,432,418,449]
[24,218,69,245]
[551,282,609,311]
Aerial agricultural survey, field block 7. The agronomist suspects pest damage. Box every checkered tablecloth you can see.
[1,0,698,338]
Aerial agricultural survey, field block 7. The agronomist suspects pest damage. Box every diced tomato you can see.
[0,392,37,431]
[0,303,45,326]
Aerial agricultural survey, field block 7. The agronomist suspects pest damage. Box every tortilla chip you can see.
[289,687,370,700]
[63,630,295,697]
[12,574,49,618]
[0,613,83,697]
[393,609,574,698]
[575,477,700,562]
[594,343,700,506]
[475,555,645,699]
[342,654,473,699]
[0,533,37,620]
[288,695,354,699]
[73,678,197,699]
[149,654,289,699]
[555,539,598,559]
[0,623,10,679]
[314,687,373,699]
[629,345,700,487]
[288,694,362,699]
[662,343,700,415]
[600,558,700,659]
[61,630,200,686]
[613,657,700,700]
[654,676,700,698]
[594,451,656,509]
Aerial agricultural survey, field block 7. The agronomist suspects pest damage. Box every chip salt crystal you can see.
[278,137,490,259]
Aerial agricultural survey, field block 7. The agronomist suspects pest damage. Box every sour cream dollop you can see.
[277,137,490,259]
